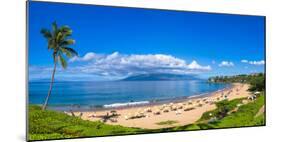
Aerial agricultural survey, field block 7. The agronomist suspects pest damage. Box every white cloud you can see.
[249,60,265,65]
[70,52,101,62]
[241,59,265,65]
[30,52,212,81]
[218,61,234,67]
[72,52,211,76]
[241,60,248,63]
[188,60,211,70]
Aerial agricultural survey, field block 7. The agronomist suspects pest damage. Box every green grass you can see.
[156,120,178,125]
[198,94,264,129]
[29,93,265,140]
[152,94,265,132]
[198,98,244,122]
[28,105,144,141]
[213,94,265,128]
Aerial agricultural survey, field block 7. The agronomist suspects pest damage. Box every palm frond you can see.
[47,39,55,50]
[58,53,67,69]
[61,49,72,58]
[59,39,75,46]
[60,25,72,37]
[40,29,52,39]
[61,47,78,57]
[52,21,60,42]
[41,28,54,50]
[56,32,64,44]
[52,21,58,33]
[41,21,77,69]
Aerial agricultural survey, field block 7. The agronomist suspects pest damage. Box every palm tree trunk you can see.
[42,56,57,110]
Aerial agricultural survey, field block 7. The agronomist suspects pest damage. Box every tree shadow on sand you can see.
[96,111,120,123]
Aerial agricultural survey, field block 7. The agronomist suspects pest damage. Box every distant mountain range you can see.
[30,73,203,82]
[121,73,202,81]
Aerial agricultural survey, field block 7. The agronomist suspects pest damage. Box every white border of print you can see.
[0,0,280,142]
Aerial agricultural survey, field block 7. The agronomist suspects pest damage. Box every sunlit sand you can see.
[68,83,251,129]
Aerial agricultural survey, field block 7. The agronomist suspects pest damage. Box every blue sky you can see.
[28,1,265,81]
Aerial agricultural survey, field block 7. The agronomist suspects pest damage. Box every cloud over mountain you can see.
[29,52,212,81]
[70,52,211,76]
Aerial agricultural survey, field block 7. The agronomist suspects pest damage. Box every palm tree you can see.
[40,22,78,110]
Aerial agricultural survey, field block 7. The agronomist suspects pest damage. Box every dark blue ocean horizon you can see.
[28,80,229,110]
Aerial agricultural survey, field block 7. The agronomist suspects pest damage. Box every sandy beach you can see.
[69,83,251,129]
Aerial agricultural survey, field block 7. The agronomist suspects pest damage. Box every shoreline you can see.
[46,83,233,112]
[66,83,251,129]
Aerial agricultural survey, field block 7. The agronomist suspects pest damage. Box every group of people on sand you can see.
[62,84,262,129]
[82,89,237,122]
[66,85,253,124]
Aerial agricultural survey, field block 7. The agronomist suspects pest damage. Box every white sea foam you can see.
[188,93,208,98]
[103,101,150,108]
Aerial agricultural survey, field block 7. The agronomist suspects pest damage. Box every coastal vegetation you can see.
[214,94,264,127]
[122,73,201,81]
[208,73,265,92]
[156,120,179,126]
[198,98,244,122]
[28,105,143,141]
[175,73,266,129]
[148,93,265,132]
[141,74,265,132]
[199,93,264,128]
[29,73,265,141]
[29,94,265,140]
[28,2,265,141]
[40,22,78,110]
